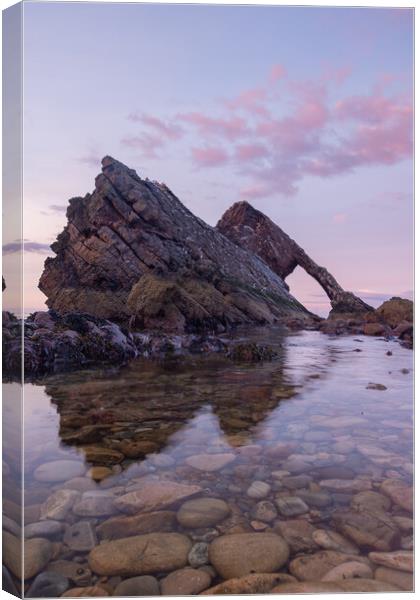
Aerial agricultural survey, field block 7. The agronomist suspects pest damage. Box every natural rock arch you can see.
[216,201,373,316]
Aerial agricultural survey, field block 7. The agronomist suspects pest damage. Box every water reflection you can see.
[3,330,414,594]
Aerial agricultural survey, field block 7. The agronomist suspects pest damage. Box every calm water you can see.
[3,329,414,593]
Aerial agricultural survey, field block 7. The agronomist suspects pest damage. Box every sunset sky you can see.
[3,3,413,316]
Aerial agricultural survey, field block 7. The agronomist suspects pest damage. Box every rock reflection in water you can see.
[2,330,414,595]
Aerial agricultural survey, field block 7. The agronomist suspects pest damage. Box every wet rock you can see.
[366,382,387,391]
[364,323,386,336]
[62,477,98,492]
[275,496,309,517]
[368,550,413,573]
[209,532,289,579]
[161,567,211,595]
[46,560,91,586]
[73,491,116,517]
[83,446,124,465]
[295,490,332,508]
[250,500,278,523]
[63,521,97,551]
[88,532,192,575]
[62,586,110,597]
[380,478,413,513]
[321,561,373,581]
[188,542,209,568]
[319,478,372,492]
[3,515,21,537]
[337,579,401,591]
[282,474,312,489]
[333,508,400,551]
[376,297,413,328]
[118,440,158,459]
[265,441,297,459]
[202,573,296,595]
[177,497,230,528]
[185,453,235,471]
[289,550,369,581]
[26,572,70,598]
[97,510,177,540]
[113,575,160,596]
[274,519,318,554]
[350,490,391,513]
[246,480,271,499]
[25,520,63,539]
[114,480,202,514]
[310,465,355,480]
[3,532,53,580]
[33,460,85,482]
[271,580,400,593]
[2,566,20,597]
[312,529,360,555]
[87,466,113,481]
[40,490,80,521]
[374,567,413,591]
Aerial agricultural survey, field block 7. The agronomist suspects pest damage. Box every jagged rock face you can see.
[39,157,310,332]
[217,202,373,317]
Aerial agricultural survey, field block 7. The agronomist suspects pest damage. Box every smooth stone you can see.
[62,477,98,492]
[265,442,297,458]
[337,579,401,591]
[393,516,413,532]
[312,529,360,555]
[333,509,400,551]
[87,466,113,481]
[2,565,20,597]
[3,515,21,537]
[380,479,413,512]
[97,510,176,540]
[251,500,277,523]
[271,580,400,593]
[351,490,391,513]
[63,521,97,551]
[209,532,289,579]
[319,479,372,492]
[34,460,85,482]
[161,567,211,595]
[25,520,63,539]
[40,490,80,521]
[375,567,413,590]
[368,550,413,573]
[88,533,192,575]
[310,466,355,480]
[185,453,235,471]
[289,551,370,581]
[113,575,160,596]
[62,586,110,597]
[246,481,271,499]
[274,519,318,554]
[3,532,53,580]
[202,573,296,595]
[26,572,70,598]
[321,561,373,582]
[177,497,230,528]
[114,480,202,514]
[73,491,116,517]
[295,490,332,508]
[275,496,309,517]
[282,475,312,489]
[188,542,209,568]
[366,382,387,390]
[46,560,91,586]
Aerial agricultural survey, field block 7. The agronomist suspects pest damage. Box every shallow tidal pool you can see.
[3,329,414,595]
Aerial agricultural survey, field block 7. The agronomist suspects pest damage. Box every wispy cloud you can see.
[3,241,51,255]
[122,64,412,199]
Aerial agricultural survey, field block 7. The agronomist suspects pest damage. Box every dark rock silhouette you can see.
[217,201,373,316]
[39,157,312,332]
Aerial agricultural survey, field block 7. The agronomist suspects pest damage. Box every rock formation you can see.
[39,157,312,332]
[216,201,373,316]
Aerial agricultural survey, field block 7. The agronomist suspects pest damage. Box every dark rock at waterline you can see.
[26,572,70,598]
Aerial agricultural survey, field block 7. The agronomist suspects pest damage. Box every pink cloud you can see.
[235,143,268,161]
[191,146,229,167]
[139,114,184,140]
[179,112,248,140]
[121,133,164,159]
[226,88,268,116]
[269,64,286,84]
